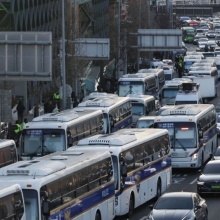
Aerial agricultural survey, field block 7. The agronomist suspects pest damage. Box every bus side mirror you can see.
[68,136,73,147]
[42,199,51,216]
[198,129,203,138]
[121,164,127,177]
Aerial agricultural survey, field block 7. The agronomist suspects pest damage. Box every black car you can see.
[197,160,220,194]
[147,192,208,220]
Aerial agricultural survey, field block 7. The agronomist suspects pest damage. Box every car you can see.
[196,41,208,51]
[193,34,205,45]
[197,37,208,45]
[206,30,216,38]
[196,29,205,35]
[147,192,208,220]
[213,146,220,160]
[207,40,218,51]
[216,114,220,136]
[197,160,220,195]
[135,116,156,128]
[215,34,220,46]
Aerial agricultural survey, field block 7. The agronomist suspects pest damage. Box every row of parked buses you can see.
[0,100,217,219]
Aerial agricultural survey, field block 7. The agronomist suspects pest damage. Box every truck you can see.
[183,75,217,103]
[175,82,203,105]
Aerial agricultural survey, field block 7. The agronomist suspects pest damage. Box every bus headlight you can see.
[191,153,198,161]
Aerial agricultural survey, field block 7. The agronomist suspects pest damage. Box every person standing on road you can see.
[16,101,25,123]
[53,91,60,109]
[178,60,183,78]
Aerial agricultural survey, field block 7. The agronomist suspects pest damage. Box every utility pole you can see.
[62,0,66,110]
[137,0,142,71]
[123,29,127,75]
[117,0,121,80]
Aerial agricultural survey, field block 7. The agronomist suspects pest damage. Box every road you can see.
[116,43,220,220]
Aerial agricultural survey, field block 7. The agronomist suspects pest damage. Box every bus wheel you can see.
[95,211,101,220]
[156,179,161,200]
[127,193,134,217]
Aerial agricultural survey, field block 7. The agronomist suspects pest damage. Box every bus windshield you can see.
[131,103,145,116]
[118,81,144,96]
[22,189,39,220]
[21,129,66,157]
[154,122,197,149]
[162,88,179,99]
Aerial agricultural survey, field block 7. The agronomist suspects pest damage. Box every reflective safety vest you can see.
[14,124,21,134]
[178,61,183,68]
[53,93,60,99]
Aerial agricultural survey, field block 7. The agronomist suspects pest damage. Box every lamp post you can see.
[62,0,66,110]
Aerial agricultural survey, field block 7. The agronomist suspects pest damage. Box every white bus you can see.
[138,68,165,97]
[160,78,192,106]
[20,109,104,160]
[68,128,172,217]
[126,94,156,127]
[0,139,17,167]
[154,104,217,168]
[0,183,25,220]
[118,73,158,98]
[183,55,203,75]
[0,150,115,220]
[76,93,132,133]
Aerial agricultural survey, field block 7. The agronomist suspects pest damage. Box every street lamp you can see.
[62,0,66,110]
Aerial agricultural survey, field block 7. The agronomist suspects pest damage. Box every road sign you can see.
[0,32,52,81]
[137,29,182,51]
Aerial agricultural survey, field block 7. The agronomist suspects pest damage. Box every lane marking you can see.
[190,178,197,185]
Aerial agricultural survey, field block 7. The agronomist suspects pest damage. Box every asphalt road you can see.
[115,43,220,220]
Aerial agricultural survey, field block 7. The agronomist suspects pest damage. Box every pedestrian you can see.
[16,100,25,123]
[21,118,28,130]
[53,91,60,109]
[13,120,22,147]
[178,61,183,78]
[34,103,39,118]
[47,101,55,113]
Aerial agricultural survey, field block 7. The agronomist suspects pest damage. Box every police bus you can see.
[75,93,132,133]
[154,104,217,168]
[118,73,157,98]
[138,68,165,98]
[126,94,156,127]
[0,150,115,220]
[0,139,17,166]
[20,109,104,160]
[68,128,172,217]
[0,183,25,220]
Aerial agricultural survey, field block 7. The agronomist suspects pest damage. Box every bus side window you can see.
[124,150,135,173]
[83,121,90,137]
[76,122,84,140]
[3,147,12,165]
[14,191,24,218]
[134,145,144,168]
[88,164,100,190]
[90,117,97,134]
[70,125,77,144]
[75,168,89,197]
[46,181,62,210]
[61,175,75,204]
[0,150,4,168]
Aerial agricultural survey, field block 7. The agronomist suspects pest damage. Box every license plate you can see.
[211,186,220,189]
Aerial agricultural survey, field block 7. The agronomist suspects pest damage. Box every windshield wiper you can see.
[28,146,42,159]
[175,139,187,151]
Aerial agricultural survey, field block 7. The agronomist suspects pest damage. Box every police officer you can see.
[178,60,183,78]
[53,92,60,109]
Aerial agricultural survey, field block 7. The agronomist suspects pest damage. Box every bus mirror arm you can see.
[121,164,127,178]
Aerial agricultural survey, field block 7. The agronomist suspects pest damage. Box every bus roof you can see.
[0,150,110,179]
[126,94,155,102]
[30,109,102,123]
[74,128,168,149]
[158,104,214,117]
[77,96,129,108]
[120,73,156,80]
[0,183,22,198]
[0,139,16,148]
[138,69,164,74]
[82,92,118,101]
